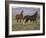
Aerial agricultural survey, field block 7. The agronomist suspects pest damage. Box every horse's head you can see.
[20,10,23,16]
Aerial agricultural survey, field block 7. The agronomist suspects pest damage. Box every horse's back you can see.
[24,15,31,19]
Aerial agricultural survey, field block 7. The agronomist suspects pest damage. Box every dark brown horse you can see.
[16,10,23,22]
[23,11,38,23]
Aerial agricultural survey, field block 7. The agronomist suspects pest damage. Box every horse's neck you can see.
[20,13,23,15]
[33,12,37,17]
[35,12,37,15]
[20,13,23,16]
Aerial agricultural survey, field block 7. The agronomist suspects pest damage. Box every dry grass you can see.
[12,16,40,31]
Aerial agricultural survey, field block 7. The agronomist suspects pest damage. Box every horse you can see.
[16,10,23,22]
[23,11,38,23]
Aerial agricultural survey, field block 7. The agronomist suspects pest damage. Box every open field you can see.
[12,16,40,31]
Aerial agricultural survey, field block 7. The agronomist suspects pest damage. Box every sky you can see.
[12,7,40,16]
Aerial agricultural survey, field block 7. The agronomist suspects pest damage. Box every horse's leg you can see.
[35,19,37,23]
[30,19,31,23]
[20,19,21,23]
[33,19,34,23]
[25,19,28,23]
[17,19,18,22]
[30,19,32,24]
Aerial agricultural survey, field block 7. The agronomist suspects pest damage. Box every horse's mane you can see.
[32,11,37,17]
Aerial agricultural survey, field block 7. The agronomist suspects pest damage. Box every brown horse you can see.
[16,10,23,22]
